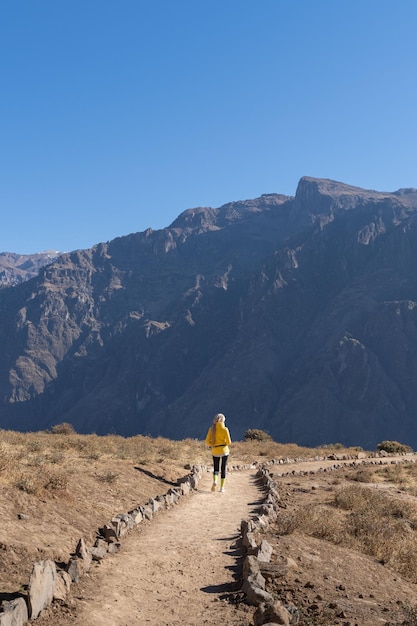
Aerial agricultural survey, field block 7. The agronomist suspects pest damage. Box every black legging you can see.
[213,455,229,479]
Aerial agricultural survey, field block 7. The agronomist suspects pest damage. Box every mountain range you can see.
[2,176,417,449]
[0,251,59,287]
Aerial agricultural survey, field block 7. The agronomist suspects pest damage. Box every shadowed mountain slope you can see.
[2,177,417,448]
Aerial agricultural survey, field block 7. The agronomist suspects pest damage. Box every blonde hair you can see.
[210,413,225,445]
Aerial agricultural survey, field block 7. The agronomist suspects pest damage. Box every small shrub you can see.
[157,442,177,457]
[15,474,40,495]
[274,510,299,536]
[296,506,342,542]
[401,602,417,625]
[26,440,42,452]
[48,451,65,465]
[321,442,344,450]
[68,437,87,451]
[349,467,375,483]
[335,484,374,511]
[380,464,408,488]
[44,472,69,491]
[50,422,76,435]
[27,454,45,467]
[86,450,101,461]
[244,429,273,442]
[376,440,413,454]
[97,470,119,483]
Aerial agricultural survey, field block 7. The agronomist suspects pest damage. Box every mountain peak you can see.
[295,176,390,202]
[290,176,417,228]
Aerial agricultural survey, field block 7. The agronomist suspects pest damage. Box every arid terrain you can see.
[260,459,417,625]
[2,431,417,625]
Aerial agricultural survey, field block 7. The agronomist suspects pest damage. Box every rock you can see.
[116,513,135,534]
[189,474,199,489]
[243,531,259,553]
[258,562,288,579]
[242,574,274,606]
[155,494,167,508]
[90,545,107,561]
[256,540,273,563]
[241,519,255,536]
[148,498,162,514]
[253,515,269,531]
[161,494,172,508]
[102,524,118,542]
[285,556,299,570]
[168,487,181,500]
[129,508,143,524]
[179,481,191,496]
[94,537,108,550]
[107,542,121,554]
[28,559,56,619]
[243,555,261,577]
[254,601,291,625]
[0,597,28,626]
[65,557,84,583]
[141,504,153,520]
[110,518,121,537]
[53,570,72,601]
[75,538,92,572]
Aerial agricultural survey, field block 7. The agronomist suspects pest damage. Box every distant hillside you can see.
[0,251,59,287]
[1,177,417,449]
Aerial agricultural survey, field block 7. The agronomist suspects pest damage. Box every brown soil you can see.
[3,454,417,625]
[261,462,417,625]
[0,455,186,596]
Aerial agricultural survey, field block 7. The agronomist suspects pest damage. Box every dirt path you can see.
[38,469,262,626]
[35,453,417,626]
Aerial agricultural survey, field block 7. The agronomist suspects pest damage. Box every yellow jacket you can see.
[205,422,231,456]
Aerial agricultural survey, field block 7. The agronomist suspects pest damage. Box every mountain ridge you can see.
[2,176,417,448]
[0,251,60,288]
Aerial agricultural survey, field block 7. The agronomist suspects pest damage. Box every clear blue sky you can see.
[1,1,416,254]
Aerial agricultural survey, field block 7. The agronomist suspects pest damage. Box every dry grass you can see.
[337,485,417,582]
[375,463,417,496]
[347,466,376,483]
[275,480,417,583]
[0,429,356,497]
[231,439,359,463]
[0,430,206,491]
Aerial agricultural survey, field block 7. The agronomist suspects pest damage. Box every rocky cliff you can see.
[1,177,417,448]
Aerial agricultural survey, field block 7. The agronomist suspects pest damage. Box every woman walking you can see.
[205,413,232,492]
